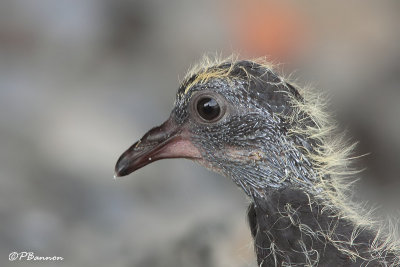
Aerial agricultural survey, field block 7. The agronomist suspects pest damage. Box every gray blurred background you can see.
[0,1,399,266]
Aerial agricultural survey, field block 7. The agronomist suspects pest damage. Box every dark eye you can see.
[196,97,221,121]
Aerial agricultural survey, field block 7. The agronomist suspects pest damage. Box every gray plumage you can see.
[115,57,400,266]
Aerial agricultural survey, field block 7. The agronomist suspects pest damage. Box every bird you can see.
[115,56,400,266]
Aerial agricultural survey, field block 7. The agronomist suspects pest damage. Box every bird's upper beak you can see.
[114,116,201,177]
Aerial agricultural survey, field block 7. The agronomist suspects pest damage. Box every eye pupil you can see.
[197,97,221,121]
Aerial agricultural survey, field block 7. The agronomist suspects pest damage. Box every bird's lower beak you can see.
[114,116,201,177]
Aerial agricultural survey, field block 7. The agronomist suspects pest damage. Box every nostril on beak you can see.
[114,116,201,177]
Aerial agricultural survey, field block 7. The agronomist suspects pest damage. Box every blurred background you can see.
[0,0,399,266]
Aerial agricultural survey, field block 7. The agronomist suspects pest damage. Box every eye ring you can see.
[191,93,227,123]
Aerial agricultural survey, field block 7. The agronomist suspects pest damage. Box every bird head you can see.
[115,59,319,197]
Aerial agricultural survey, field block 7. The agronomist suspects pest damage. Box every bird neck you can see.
[248,186,397,266]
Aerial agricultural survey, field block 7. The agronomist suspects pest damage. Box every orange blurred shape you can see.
[225,0,310,62]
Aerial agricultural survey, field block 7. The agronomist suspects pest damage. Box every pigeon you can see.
[115,57,400,266]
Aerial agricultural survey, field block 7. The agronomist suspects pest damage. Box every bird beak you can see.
[114,116,201,177]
